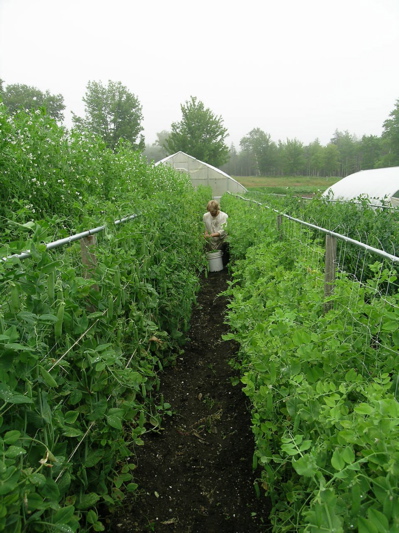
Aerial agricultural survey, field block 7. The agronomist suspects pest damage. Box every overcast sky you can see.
[1,0,398,148]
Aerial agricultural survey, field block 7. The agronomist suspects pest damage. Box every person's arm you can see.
[216,213,228,238]
[203,214,212,238]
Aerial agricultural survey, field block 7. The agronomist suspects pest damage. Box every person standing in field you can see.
[203,200,229,266]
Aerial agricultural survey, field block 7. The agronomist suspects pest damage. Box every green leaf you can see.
[392,330,399,346]
[51,525,74,533]
[3,430,21,444]
[358,516,379,533]
[4,342,32,352]
[87,312,106,319]
[299,440,312,452]
[16,312,37,325]
[367,508,390,532]
[292,329,312,346]
[0,480,18,495]
[87,399,107,421]
[28,473,46,487]
[341,446,355,464]
[39,260,63,274]
[106,415,123,430]
[114,473,132,488]
[345,368,359,381]
[27,492,46,511]
[331,449,345,471]
[39,366,58,387]
[64,411,79,424]
[354,403,374,415]
[38,313,59,323]
[57,472,71,495]
[126,483,138,492]
[40,478,60,501]
[69,389,82,405]
[76,492,100,510]
[84,449,104,468]
[62,428,83,437]
[86,510,98,524]
[5,446,27,458]
[292,454,318,477]
[53,506,76,526]
[3,393,34,405]
[381,320,398,332]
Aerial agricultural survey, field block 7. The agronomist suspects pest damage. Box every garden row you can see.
[0,105,210,532]
[223,193,399,533]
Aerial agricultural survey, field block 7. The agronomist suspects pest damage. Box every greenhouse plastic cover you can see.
[155,151,247,198]
[323,167,399,206]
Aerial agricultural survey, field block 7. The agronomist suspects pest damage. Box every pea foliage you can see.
[0,105,210,532]
[223,193,399,533]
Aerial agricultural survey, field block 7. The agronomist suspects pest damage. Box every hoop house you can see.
[155,151,247,198]
[323,167,399,206]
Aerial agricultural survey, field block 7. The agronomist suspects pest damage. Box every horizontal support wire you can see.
[230,193,399,264]
[2,213,140,262]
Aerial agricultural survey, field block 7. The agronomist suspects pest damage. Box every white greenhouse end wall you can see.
[155,151,247,198]
[323,167,399,206]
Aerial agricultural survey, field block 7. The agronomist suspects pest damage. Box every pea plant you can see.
[223,194,399,532]
[0,105,210,531]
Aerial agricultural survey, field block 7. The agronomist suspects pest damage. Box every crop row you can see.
[0,105,211,532]
[223,193,399,533]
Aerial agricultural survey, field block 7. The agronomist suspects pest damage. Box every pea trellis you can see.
[223,192,399,531]
[229,193,399,312]
[1,213,139,263]
[0,214,143,497]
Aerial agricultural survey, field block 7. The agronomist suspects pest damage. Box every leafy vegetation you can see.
[163,96,229,167]
[223,193,399,532]
[2,80,398,179]
[0,103,210,532]
[0,80,65,122]
[72,80,144,151]
[221,99,399,177]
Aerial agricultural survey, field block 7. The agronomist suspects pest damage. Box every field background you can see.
[233,175,340,195]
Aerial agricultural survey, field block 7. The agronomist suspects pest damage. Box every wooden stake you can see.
[277,215,283,240]
[80,235,99,296]
[324,234,337,313]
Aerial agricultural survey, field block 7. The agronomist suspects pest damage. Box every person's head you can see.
[207,200,220,217]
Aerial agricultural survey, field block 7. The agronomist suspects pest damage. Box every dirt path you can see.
[107,269,272,532]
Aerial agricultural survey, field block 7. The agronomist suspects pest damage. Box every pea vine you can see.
[0,104,210,532]
[223,193,399,533]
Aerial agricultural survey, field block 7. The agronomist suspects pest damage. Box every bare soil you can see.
[105,269,272,532]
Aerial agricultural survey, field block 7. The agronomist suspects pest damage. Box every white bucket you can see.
[206,250,223,272]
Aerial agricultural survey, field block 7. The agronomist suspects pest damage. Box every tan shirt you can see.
[203,211,228,249]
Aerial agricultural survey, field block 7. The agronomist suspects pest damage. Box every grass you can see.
[233,175,340,195]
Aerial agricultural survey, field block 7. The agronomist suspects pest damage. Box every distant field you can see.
[233,176,340,195]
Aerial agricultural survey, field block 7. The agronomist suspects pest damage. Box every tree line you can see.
[1,79,398,177]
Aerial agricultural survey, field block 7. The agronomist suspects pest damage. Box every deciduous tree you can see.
[73,80,144,150]
[321,143,340,176]
[240,128,277,175]
[359,135,383,169]
[0,81,65,122]
[144,131,170,163]
[165,96,229,167]
[330,130,359,176]
[279,138,306,175]
[381,99,399,166]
